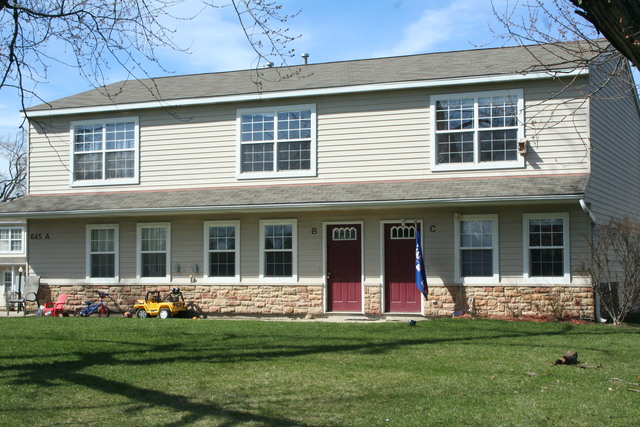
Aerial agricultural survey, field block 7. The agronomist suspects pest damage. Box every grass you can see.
[0,317,639,426]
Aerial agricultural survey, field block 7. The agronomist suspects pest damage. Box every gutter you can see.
[579,198,607,322]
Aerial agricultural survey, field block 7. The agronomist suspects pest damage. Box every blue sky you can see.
[0,0,543,138]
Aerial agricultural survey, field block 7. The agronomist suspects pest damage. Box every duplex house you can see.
[1,41,639,319]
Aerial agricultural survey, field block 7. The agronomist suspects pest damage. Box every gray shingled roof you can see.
[0,175,589,218]
[27,41,601,112]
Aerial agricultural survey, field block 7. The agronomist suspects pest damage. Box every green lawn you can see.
[0,317,638,426]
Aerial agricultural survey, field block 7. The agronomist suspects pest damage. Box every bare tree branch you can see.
[578,217,640,324]
[0,134,26,202]
[0,1,295,116]
[571,0,640,72]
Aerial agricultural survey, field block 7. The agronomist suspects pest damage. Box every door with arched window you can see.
[384,223,422,313]
[326,224,362,312]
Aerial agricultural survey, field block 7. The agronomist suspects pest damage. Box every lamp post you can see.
[18,266,23,296]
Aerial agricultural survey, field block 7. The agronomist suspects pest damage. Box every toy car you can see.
[133,288,187,319]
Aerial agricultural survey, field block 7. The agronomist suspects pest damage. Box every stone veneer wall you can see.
[424,286,595,320]
[39,284,325,316]
[36,284,594,320]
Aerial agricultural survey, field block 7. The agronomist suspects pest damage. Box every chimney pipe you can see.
[301,53,309,65]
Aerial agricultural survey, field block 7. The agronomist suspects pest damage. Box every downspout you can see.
[579,199,605,322]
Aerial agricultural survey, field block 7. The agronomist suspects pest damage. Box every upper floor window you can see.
[431,90,524,171]
[71,117,139,186]
[0,227,24,254]
[237,105,316,179]
[523,213,570,283]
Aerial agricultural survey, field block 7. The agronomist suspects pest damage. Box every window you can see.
[390,225,416,240]
[204,221,240,281]
[3,270,12,294]
[137,223,171,280]
[0,227,24,254]
[431,90,524,171]
[260,220,297,282]
[86,225,119,281]
[71,117,139,186]
[237,105,316,179]
[333,227,358,241]
[454,215,499,283]
[523,213,570,282]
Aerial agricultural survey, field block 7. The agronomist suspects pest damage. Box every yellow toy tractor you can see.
[133,288,187,319]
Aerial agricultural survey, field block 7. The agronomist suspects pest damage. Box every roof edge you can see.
[23,69,588,118]
[0,194,584,219]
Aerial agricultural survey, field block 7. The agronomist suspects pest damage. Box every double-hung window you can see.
[71,117,139,186]
[137,223,171,281]
[86,225,119,281]
[260,219,297,282]
[204,221,240,281]
[237,105,316,179]
[431,90,524,171]
[523,213,570,283]
[0,226,24,254]
[454,215,499,283]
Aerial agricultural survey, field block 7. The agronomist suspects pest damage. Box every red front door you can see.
[384,223,421,313]
[326,224,362,312]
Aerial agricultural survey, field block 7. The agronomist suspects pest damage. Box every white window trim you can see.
[86,224,120,283]
[0,225,25,256]
[236,104,317,179]
[523,213,571,284]
[454,214,500,284]
[70,116,140,187]
[259,219,298,283]
[136,222,171,282]
[430,89,525,172]
[203,220,241,283]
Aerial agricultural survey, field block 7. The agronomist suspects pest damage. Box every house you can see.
[1,41,639,319]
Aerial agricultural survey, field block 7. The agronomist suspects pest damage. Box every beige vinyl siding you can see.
[317,91,429,182]
[585,58,640,221]
[28,79,590,195]
[27,219,86,280]
[27,205,590,288]
[28,116,73,193]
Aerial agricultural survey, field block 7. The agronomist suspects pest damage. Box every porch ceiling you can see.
[0,174,589,218]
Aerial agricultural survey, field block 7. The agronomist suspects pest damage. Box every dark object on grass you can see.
[408,320,416,326]
[552,351,579,366]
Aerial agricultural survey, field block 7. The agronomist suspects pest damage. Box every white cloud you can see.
[155,3,261,74]
[0,103,26,138]
[377,0,509,57]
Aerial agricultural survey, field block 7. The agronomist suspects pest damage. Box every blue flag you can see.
[415,225,428,301]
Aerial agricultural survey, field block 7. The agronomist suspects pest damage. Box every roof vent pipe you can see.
[301,53,309,65]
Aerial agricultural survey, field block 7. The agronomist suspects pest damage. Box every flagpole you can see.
[415,222,429,301]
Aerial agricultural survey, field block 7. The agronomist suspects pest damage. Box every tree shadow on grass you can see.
[1,319,635,425]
